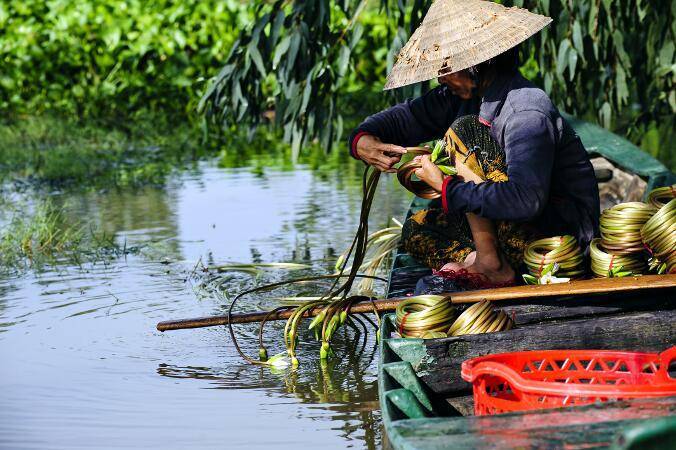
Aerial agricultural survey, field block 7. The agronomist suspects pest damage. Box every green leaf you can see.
[568,48,578,80]
[615,64,629,106]
[287,32,301,69]
[599,101,612,129]
[658,41,675,68]
[588,0,599,36]
[430,140,443,162]
[556,39,571,77]
[270,10,285,43]
[522,274,538,285]
[544,72,553,94]
[437,165,457,176]
[637,0,648,21]
[601,0,613,18]
[337,45,350,77]
[272,35,291,69]
[612,30,631,69]
[300,78,312,115]
[541,262,556,276]
[173,29,186,48]
[248,43,266,77]
[572,21,585,63]
[350,23,364,50]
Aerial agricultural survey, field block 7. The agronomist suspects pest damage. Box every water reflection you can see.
[156,327,381,449]
[0,159,411,449]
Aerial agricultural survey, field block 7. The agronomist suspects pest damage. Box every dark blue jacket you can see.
[348,70,600,248]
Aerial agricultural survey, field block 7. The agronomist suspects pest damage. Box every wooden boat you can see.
[379,117,676,449]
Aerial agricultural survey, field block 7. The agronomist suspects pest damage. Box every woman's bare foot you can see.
[439,251,515,285]
[439,251,476,272]
[463,252,515,284]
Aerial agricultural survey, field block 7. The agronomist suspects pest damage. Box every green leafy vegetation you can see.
[1,0,248,120]
[0,199,130,273]
[199,1,426,159]
[517,0,675,170]
[0,0,672,175]
[201,0,675,169]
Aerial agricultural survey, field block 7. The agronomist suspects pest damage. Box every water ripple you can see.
[0,162,410,450]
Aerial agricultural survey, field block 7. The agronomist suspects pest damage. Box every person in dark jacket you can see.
[349,0,600,284]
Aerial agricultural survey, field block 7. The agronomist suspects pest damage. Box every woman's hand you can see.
[414,155,445,192]
[355,135,407,173]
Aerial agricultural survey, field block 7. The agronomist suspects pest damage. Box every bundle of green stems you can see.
[589,238,646,277]
[588,201,655,277]
[281,167,383,364]
[600,202,657,254]
[523,235,585,279]
[647,185,676,209]
[394,295,456,338]
[395,297,512,339]
[641,198,676,274]
[447,300,513,336]
[222,167,384,368]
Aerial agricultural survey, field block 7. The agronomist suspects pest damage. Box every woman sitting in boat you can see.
[348,0,600,286]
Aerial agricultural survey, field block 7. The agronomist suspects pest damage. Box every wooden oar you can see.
[156,274,676,331]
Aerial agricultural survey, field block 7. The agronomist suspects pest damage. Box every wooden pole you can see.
[156,274,676,332]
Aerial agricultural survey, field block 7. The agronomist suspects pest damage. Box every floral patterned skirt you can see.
[400,115,541,270]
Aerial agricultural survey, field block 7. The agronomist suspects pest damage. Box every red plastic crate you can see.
[461,347,676,416]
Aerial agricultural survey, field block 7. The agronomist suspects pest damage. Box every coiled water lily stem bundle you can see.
[641,198,676,274]
[225,273,386,367]
[397,141,456,199]
[589,201,657,277]
[395,297,513,339]
[600,202,657,254]
[523,235,585,279]
[395,295,456,338]
[447,300,513,336]
[647,185,676,209]
[589,238,645,277]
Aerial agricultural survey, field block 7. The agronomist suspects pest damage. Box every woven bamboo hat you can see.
[384,0,552,90]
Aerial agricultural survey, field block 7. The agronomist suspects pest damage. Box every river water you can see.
[0,159,412,449]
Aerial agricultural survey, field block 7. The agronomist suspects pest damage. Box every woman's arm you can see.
[441,110,556,221]
[348,85,460,160]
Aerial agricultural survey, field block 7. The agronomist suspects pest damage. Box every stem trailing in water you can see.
[225,166,388,366]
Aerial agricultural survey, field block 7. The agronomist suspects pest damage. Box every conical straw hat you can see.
[384,0,552,90]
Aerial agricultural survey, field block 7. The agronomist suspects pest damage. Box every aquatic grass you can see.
[0,114,203,187]
[0,200,133,273]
